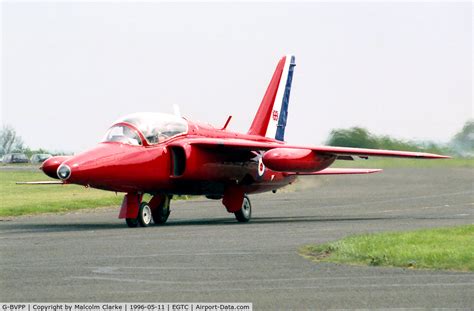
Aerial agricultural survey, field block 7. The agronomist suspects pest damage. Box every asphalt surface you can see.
[1,168,473,309]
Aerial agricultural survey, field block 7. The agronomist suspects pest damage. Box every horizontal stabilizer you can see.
[290,168,383,175]
[16,181,65,185]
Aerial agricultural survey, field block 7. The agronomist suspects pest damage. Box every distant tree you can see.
[450,120,474,156]
[0,125,24,155]
[326,126,450,155]
[22,147,51,158]
[326,127,379,149]
[377,135,418,152]
[0,125,79,157]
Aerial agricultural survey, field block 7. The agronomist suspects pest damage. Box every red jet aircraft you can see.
[34,55,448,227]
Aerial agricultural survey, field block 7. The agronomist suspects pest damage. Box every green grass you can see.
[0,170,122,217]
[300,225,474,272]
[333,157,473,168]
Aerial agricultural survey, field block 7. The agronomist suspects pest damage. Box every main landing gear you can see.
[121,194,172,228]
[222,186,252,223]
[234,195,251,222]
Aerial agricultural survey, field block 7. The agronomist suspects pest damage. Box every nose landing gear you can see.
[150,194,171,224]
[121,193,171,228]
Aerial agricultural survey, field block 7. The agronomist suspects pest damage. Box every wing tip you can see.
[367,168,383,174]
[294,168,383,175]
[418,153,452,159]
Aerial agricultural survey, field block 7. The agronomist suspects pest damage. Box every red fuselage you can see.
[42,119,306,196]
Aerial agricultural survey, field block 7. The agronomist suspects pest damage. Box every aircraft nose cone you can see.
[41,156,71,179]
[57,164,72,180]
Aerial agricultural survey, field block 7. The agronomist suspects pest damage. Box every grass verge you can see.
[0,170,122,217]
[0,170,195,217]
[299,225,474,272]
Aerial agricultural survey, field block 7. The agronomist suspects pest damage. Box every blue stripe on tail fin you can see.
[275,55,296,141]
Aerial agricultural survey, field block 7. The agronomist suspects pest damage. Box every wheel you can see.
[125,217,139,228]
[138,202,153,227]
[152,195,171,224]
[234,195,251,222]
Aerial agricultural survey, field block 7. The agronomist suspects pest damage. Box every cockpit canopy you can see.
[103,112,188,146]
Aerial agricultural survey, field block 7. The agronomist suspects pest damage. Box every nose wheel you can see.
[124,195,172,228]
[126,202,152,227]
[152,195,171,224]
[125,217,138,228]
[138,202,152,227]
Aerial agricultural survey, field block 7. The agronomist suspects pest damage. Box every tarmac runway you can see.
[1,168,473,309]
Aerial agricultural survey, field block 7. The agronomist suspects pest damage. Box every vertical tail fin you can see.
[248,55,296,141]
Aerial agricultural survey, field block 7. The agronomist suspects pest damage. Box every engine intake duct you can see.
[170,146,186,177]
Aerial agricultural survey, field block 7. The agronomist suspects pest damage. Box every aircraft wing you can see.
[185,138,450,159]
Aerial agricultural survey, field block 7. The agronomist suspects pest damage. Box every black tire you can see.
[234,195,251,223]
[125,217,139,228]
[138,202,152,227]
[152,195,171,224]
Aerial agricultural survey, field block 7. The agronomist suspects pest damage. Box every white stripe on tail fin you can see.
[248,55,296,141]
[265,55,295,140]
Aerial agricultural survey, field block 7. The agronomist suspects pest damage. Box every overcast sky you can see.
[1,1,472,153]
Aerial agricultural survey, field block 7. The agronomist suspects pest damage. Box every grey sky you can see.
[1,1,472,153]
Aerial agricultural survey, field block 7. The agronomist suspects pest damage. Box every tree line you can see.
[0,125,58,158]
[326,120,473,157]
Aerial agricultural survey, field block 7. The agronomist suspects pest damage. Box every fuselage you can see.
[41,113,302,196]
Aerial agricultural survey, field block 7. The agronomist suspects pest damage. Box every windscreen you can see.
[113,112,188,145]
[102,125,142,146]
